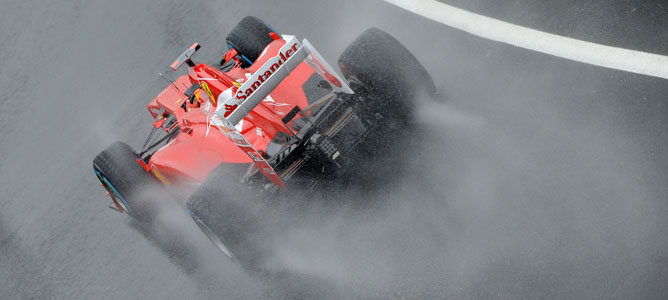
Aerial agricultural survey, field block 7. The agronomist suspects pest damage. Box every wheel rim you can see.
[189,210,236,260]
[94,169,136,217]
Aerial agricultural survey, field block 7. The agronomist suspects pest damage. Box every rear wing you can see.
[215,35,353,125]
[210,36,353,189]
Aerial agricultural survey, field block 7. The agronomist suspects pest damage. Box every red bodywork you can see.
[145,39,316,186]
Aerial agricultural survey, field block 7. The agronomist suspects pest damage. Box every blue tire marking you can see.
[95,170,136,217]
[227,43,255,65]
[265,24,282,39]
[240,54,253,66]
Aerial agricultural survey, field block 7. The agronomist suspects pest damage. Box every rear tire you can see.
[93,142,159,222]
[186,164,270,273]
[338,28,437,123]
[226,16,275,67]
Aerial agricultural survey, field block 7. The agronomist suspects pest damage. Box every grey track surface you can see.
[1,0,666,299]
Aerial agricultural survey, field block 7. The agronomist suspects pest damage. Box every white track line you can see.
[384,0,668,80]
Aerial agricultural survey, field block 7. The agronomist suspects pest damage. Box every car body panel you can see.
[145,38,317,185]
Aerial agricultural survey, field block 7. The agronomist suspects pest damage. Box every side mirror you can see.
[170,42,201,71]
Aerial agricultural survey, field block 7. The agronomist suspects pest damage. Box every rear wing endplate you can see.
[209,114,285,188]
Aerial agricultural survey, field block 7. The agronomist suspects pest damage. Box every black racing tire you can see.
[186,163,270,273]
[93,142,159,222]
[338,28,437,122]
[226,16,275,67]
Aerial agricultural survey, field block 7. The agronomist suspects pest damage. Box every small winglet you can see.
[170,42,201,71]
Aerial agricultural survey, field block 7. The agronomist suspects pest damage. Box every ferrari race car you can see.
[93,16,436,272]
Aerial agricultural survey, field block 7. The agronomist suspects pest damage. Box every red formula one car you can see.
[93,16,436,272]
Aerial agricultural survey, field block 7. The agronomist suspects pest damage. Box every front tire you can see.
[226,16,276,67]
[93,142,159,222]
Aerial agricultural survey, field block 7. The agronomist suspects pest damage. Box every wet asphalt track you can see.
[1,0,667,299]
